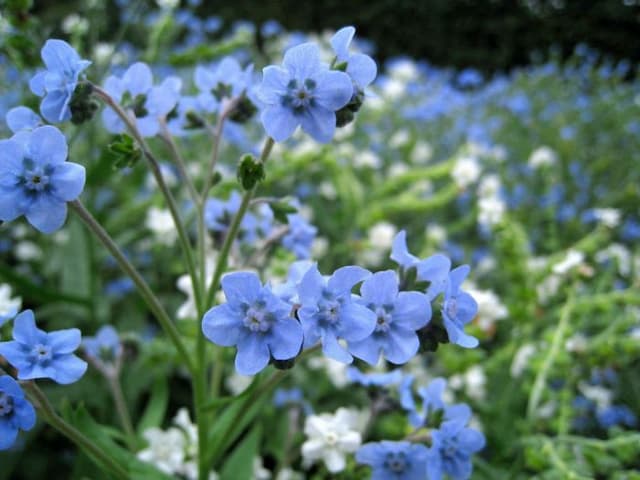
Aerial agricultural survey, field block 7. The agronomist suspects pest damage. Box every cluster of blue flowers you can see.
[354,377,485,479]
[202,230,478,375]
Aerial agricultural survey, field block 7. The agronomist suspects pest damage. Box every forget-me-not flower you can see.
[0,126,85,233]
[102,62,182,137]
[0,310,87,384]
[0,375,36,450]
[202,272,303,375]
[194,57,254,112]
[330,26,377,92]
[297,265,375,363]
[282,213,317,260]
[356,440,429,480]
[29,39,91,123]
[256,42,353,143]
[442,266,479,348]
[400,376,471,429]
[348,270,431,365]
[6,107,42,133]
[426,417,485,480]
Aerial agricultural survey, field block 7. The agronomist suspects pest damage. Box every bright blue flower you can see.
[272,260,314,303]
[256,42,353,143]
[441,266,478,348]
[282,213,317,260]
[297,265,375,363]
[0,310,87,384]
[400,377,471,429]
[596,405,637,429]
[29,39,91,123]
[83,325,122,364]
[330,26,377,91]
[204,190,241,233]
[347,366,403,388]
[0,375,36,450]
[195,57,254,113]
[0,126,85,233]
[356,441,429,480]
[426,420,485,480]
[202,272,303,375]
[6,107,42,133]
[348,271,431,365]
[102,63,182,137]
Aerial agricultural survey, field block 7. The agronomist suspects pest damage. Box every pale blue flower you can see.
[0,375,36,450]
[330,26,377,90]
[356,441,429,480]
[6,107,42,133]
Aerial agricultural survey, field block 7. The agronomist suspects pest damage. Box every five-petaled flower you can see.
[441,266,479,348]
[0,375,36,450]
[29,39,91,123]
[356,440,429,480]
[256,42,354,143]
[0,310,87,384]
[348,270,431,365]
[330,26,377,92]
[202,272,303,375]
[0,126,85,233]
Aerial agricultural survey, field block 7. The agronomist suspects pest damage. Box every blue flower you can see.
[101,63,182,137]
[356,441,429,480]
[297,265,375,363]
[330,26,377,91]
[441,266,479,348]
[202,272,303,375]
[195,57,254,112]
[282,213,317,260]
[0,310,87,384]
[400,377,471,429]
[83,325,122,364]
[29,39,91,123]
[426,420,485,480]
[256,42,353,143]
[6,107,42,133]
[204,190,241,233]
[347,366,403,388]
[0,126,85,233]
[272,260,314,303]
[348,271,431,365]
[0,375,36,450]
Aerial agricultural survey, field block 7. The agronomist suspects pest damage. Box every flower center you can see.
[243,306,271,333]
[31,343,52,363]
[384,452,408,473]
[22,160,52,192]
[318,293,341,326]
[445,296,458,318]
[282,78,316,112]
[324,431,338,445]
[374,305,394,333]
[0,393,14,417]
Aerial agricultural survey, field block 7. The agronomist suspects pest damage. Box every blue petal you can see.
[0,342,29,371]
[330,26,355,61]
[0,375,24,398]
[40,91,70,123]
[417,254,451,299]
[313,70,354,111]
[221,271,262,306]
[41,39,81,72]
[25,196,67,233]
[328,265,371,294]
[448,265,470,292]
[202,304,243,346]
[235,334,270,375]
[136,116,160,138]
[122,62,153,97]
[297,264,323,305]
[261,105,299,142]
[282,43,323,80]
[337,302,376,341]
[48,328,82,354]
[0,186,25,222]
[14,398,36,430]
[443,318,478,348]
[50,354,87,384]
[269,319,303,360]
[360,270,398,306]
[101,108,125,134]
[347,53,377,88]
[6,107,41,133]
[29,72,46,96]
[384,327,419,364]
[256,65,290,105]
[456,291,478,324]
[27,126,68,166]
[12,310,43,345]
[50,162,85,201]
[299,106,336,143]
[390,231,419,269]
[394,291,431,330]
[321,331,352,363]
[0,421,19,450]
[347,337,380,365]
[194,64,214,92]
[103,75,124,102]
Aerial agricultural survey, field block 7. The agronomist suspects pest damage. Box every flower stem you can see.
[24,382,129,480]
[107,375,137,450]
[70,200,195,373]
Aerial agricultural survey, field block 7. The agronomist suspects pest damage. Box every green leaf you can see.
[220,425,263,480]
[237,154,265,190]
[271,200,298,224]
[136,377,169,435]
[61,218,92,298]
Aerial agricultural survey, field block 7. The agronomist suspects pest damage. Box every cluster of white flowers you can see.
[591,208,621,228]
[464,282,508,333]
[537,249,587,303]
[301,407,365,473]
[137,409,218,480]
[146,206,178,246]
[452,155,481,189]
[476,173,506,229]
[358,221,397,266]
[449,365,487,401]
[595,243,632,277]
[528,146,557,169]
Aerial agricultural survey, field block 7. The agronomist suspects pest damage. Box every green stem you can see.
[108,375,137,450]
[159,121,200,207]
[201,98,238,200]
[527,290,575,419]
[70,200,195,373]
[24,382,129,480]
[92,85,201,316]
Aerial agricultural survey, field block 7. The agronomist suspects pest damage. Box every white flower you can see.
[478,196,506,228]
[537,274,561,304]
[388,60,419,82]
[565,333,589,353]
[595,243,631,276]
[388,163,409,177]
[464,284,508,332]
[319,181,337,200]
[137,427,186,475]
[552,249,585,275]
[368,222,397,250]
[464,366,487,401]
[579,382,612,409]
[311,237,328,258]
[477,174,501,198]
[452,156,481,189]
[14,241,42,261]
[62,14,89,34]
[353,150,381,169]
[176,253,216,320]
[381,78,406,100]
[389,129,410,148]
[511,344,536,378]
[411,141,433,164]
[0,284,21,323]
[225,371,253,395]
[592,208,621,228]
[173,408,198,457]
[528,146,557,168]
[146,207,177,246]
[426,223,447,245]
[301,408,362,473]
[307,357,349,388]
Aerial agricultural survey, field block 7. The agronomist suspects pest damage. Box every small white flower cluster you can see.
[528,146,557,169]
[301,407,365,473]
[146,206,178,246]
[476,173,506,229]
[464,282,508,333]
[449,365,487,401]
[137,409,218,480]
[537,249,587,303]
[358,222,397,266]
[452,155,481,189]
